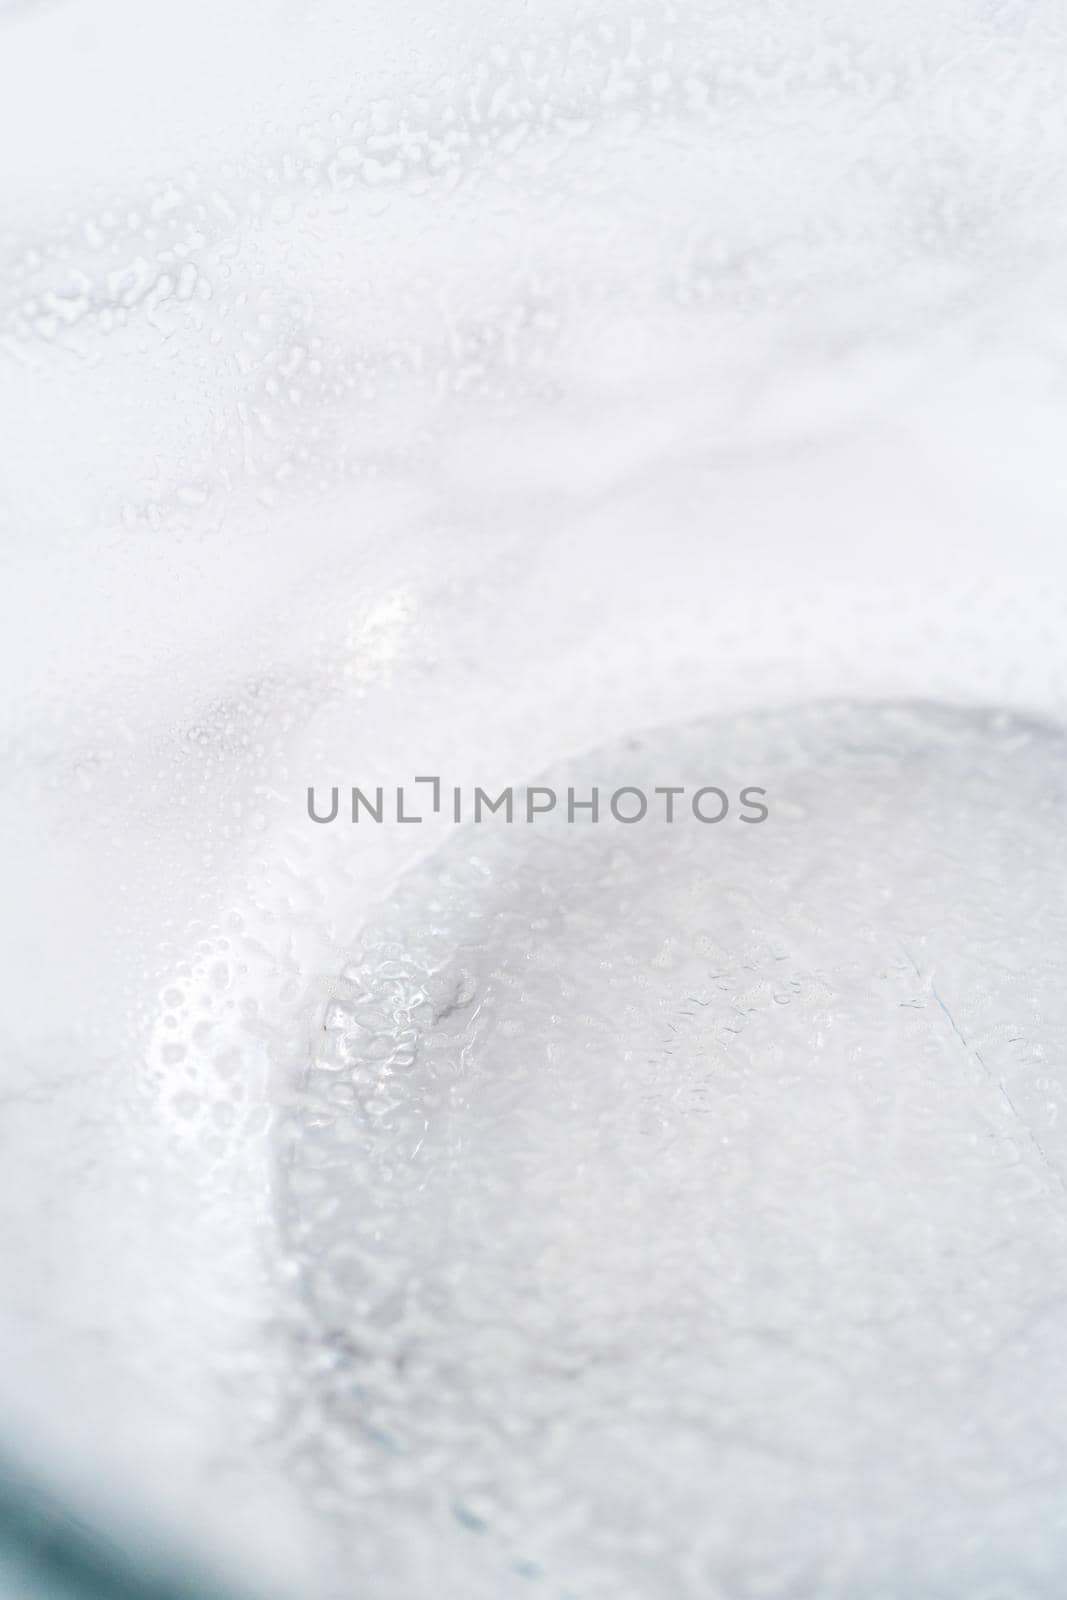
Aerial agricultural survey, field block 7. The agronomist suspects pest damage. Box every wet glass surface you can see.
[2,2,1067,1596]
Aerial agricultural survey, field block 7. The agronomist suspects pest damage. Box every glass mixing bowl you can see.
[1,2,1066,1596]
